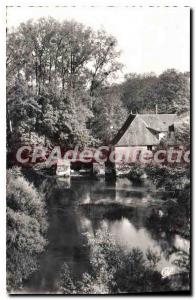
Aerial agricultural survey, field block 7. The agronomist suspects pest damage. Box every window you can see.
[147,145,152,150]
[168,125,174,138]
[169,125,174,132]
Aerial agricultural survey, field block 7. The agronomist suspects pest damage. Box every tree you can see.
[7,18,123,147]
[175,116,190,149]
[88,30,123,96]
[120,73,158,113]
[120,70,190,114]
[157,69,190,114]
[7,77,42,149]
[91,87,127,144]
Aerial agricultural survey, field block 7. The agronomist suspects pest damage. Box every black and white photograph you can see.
[6,4,191,295]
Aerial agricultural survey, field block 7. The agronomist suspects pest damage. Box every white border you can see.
[1,0,195,299]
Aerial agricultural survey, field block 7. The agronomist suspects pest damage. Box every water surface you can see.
[25,174,189,293]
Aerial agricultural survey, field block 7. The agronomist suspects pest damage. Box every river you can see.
[24,172,189,293]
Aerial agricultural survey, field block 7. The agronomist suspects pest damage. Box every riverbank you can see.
[6,167,48,293]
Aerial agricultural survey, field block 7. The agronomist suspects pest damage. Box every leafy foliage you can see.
[6,167,48,292]
[145,164,190,239]
[145,165,190,191]
[175,116,190,149]
[91,87,127,143]
[58,228,172,294]
[127,164,145,182]
[7,19,190,150]
[120,70,190,114]
[7,18,123,148]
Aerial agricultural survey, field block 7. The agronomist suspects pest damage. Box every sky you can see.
[6,6,190,76]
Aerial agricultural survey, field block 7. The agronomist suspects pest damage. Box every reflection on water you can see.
[99,219,189,271]
[25,174,189,293]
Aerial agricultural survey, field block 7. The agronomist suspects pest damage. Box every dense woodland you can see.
[7,18,190,149]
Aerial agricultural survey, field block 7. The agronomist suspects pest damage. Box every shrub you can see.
[145,164,190,238]
[145,165,190,192]
[127,164,145,182]
[6,167,48,292]
[58,227,171,294]
[58,263,77,294]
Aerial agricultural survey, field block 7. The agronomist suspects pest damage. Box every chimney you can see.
[155,104,158,114]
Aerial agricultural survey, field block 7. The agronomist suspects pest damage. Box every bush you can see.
[145,165,190,192]
[145,164,190,238]
[6,167,48,292]
[127,164,145,182]
[58,227,171,294]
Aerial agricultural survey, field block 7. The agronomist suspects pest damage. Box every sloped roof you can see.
[141,114,177,132]
[111,114,136,145]
[112,113,177,146]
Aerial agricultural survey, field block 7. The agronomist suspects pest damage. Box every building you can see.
[111,113,177,162]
